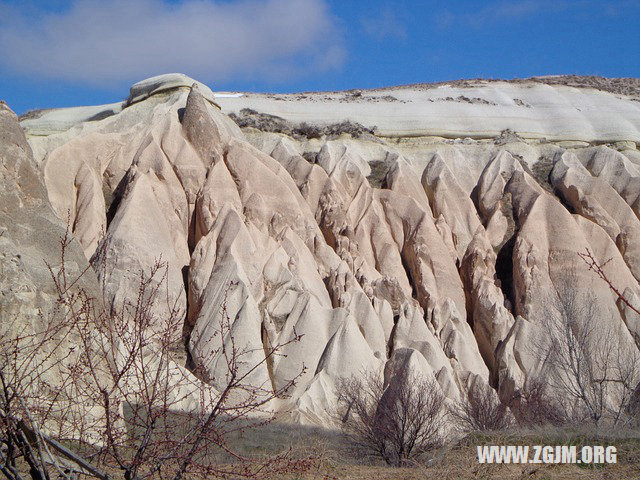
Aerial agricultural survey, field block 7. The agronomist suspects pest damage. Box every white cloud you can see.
[462,0,546,27]
[361,8,407,42]
[437,0,573,28]
[0,0,345,87]
[436,0,634,29]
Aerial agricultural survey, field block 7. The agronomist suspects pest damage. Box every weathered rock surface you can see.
[0,101,107,436]
[7,74,640,425]
[0,100,99,330]
[1,99,221,437]
[212,78,640,142]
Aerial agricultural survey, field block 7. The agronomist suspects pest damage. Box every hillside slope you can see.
[8,73,640,424]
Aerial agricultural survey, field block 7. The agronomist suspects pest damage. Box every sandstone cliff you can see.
[5,73,640,424]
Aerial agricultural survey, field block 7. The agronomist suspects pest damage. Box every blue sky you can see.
[0,0,638,114]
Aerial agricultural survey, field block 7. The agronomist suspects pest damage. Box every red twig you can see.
[579,248,640,316]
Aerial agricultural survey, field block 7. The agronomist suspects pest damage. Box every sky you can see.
[0,0,638,114]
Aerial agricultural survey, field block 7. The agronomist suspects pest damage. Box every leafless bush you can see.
[0,225,106,479]
[579,249,640,426]
[534,265,640,430]
[449,381,513,433]
[337,369,445,467]
[493,128,524,145]
[229,108,374,139]
[0,222,316,479]
[292,122,323,139]
[321,121,374,138]
[509,379,566,428]
[228,108,290,133]
[580,248,640,318]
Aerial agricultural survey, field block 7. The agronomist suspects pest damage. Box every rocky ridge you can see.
[4,73,640,425]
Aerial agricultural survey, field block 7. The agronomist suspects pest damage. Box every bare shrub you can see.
[579,248,640,426]
[229,108,374,139]
[580,248,640,318]
[509,379,566,428]
[292,122,322,139]
[0,226,107,479]
[228,108,290,133]
[534,266,640,430]
[322,121,374,138]
[449,381,513,433]
[337,369,445,467]
[0,223,316,479]
[493,128,524,145]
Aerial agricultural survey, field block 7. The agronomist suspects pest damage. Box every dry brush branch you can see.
[1,220,317,480]
[579,248,640,316]
[336,368,445,467]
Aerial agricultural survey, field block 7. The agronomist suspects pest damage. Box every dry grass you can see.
[249,428,640,480]
[201,425,640,479]
[9,426,640,479]
[293,462,638,480]
[279,434,640,480]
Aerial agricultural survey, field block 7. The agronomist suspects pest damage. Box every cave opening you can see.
[495,235,516,312]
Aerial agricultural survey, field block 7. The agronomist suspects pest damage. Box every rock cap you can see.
[126,73,219,108]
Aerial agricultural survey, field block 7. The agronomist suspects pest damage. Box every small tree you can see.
[534,266,640,429]
[449,381,513,433]
[0,224,315,480]
[509,379,565,428]
[579,248,640,426]
[337,368,445,467]
[579,249,640,318]
[0,225,105,480]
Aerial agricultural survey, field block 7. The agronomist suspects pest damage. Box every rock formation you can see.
[4,73,640,424]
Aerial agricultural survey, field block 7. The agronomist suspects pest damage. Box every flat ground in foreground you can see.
[299,460,638,480]
[268,431,640,480]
